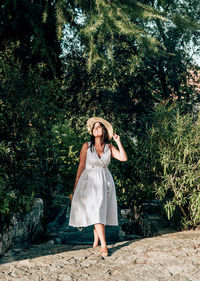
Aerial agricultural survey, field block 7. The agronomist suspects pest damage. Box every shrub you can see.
[152,104,200,228]
[112,101,200,230]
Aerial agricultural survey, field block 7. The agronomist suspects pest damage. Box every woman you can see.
[68,117,127,257]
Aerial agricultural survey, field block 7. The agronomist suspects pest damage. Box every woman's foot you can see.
[100,247,109,257]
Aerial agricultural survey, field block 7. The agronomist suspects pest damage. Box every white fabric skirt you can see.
[68,166,118,227]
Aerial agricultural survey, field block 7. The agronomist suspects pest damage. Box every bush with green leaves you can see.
[0,46,63,228]
[111,101,200,230]
[50,119,85,196]
[150,103,200,229]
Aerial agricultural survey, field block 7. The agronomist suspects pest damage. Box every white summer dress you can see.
[68,142,118,227]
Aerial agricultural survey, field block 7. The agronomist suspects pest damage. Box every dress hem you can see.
[69,222,119,227]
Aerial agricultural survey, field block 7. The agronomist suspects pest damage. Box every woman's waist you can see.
[85,164,109,169]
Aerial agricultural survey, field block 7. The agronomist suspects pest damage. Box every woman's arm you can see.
[73,142,88,193]
[109,133,128,161]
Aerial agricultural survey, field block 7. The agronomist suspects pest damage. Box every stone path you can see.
[0,230,199,281]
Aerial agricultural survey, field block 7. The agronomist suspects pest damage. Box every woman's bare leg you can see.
[93,226,99,247]
[94,223,107,248]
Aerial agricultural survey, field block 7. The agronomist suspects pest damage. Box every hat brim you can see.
[86,117,113,140]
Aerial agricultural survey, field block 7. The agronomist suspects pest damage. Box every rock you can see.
[44,240,54,246]
[140,200,161,213]
[45,200,174,245]
[138,201,176,237]
[125,234,142,240]
[0,230,199,280]
[47,205,67,233]
[120,208,133,219]
[0,198,44,257]
[54,238,62,244]
[48,232,60,238]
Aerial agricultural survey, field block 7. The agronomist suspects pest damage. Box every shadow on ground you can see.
[0,239,136,265]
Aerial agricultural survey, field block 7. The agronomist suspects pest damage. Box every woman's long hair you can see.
[89,122,109,152]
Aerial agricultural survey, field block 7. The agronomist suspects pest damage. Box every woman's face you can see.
[92,122,103,138]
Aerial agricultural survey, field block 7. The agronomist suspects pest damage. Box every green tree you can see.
[0,0,63,76]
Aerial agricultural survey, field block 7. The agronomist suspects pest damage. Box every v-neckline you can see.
[94,144,106,160]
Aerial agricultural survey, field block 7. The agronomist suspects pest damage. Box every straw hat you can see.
[86,117,113,140]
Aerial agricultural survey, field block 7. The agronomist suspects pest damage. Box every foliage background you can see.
[0,0,200,231]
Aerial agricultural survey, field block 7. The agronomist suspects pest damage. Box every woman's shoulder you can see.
[83,141,91,148]
[82,142,89,150]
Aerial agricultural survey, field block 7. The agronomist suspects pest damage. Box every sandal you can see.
[100,247,109,257]
[77,227,83,231]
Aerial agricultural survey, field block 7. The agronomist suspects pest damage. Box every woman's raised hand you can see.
[110,133,127,161]
[113,133,120,143]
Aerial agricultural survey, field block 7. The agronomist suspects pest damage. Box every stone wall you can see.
[0,198,44,256]
[46,199,174,245]
[0,196,175,257]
